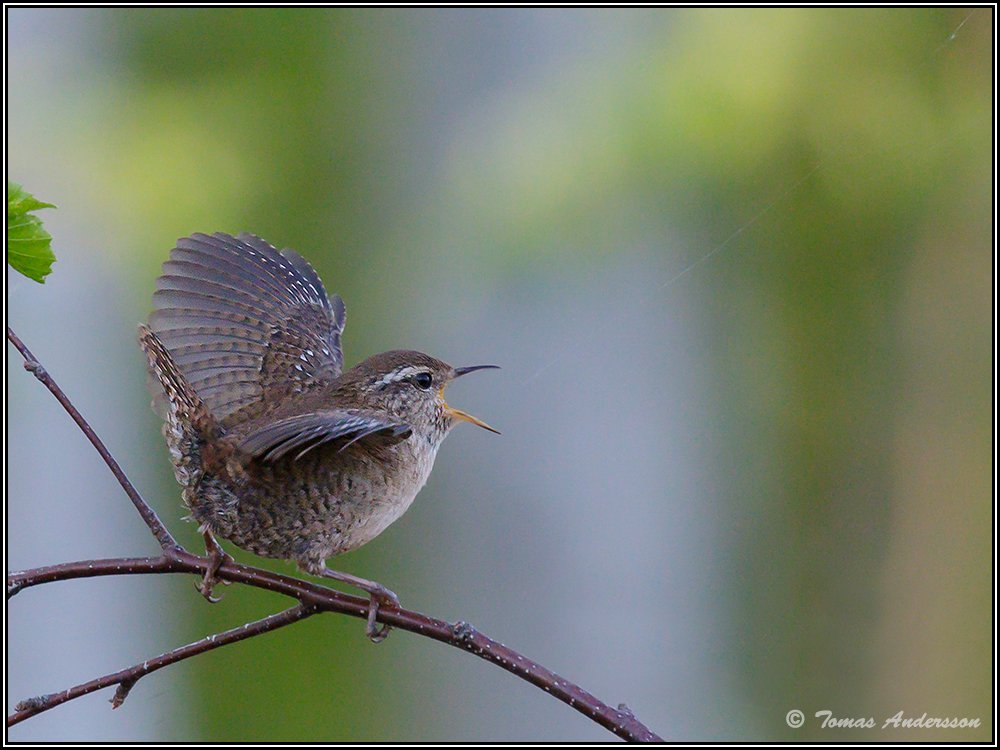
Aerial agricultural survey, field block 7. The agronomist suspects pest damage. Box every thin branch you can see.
[6,327,177,550]
[6,325,664,742]
[7,553,663,741]
[8,604,314,726]
[7,556,175,599]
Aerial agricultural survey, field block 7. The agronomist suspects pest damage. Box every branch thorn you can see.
[111,679,136,709]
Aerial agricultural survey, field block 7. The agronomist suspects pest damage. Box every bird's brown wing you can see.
[147,232,346,427]
[238,409,412,462]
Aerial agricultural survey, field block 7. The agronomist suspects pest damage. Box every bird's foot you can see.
[197,530,233,603]
[362,584,400,644]
[318,568,400,643]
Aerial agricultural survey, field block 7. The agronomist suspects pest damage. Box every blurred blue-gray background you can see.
[7,7,991,741]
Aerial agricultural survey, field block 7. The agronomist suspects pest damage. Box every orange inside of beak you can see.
[440,386,500,434]
[446,405,501,434]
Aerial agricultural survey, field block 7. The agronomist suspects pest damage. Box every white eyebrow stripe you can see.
[375,365,425,387]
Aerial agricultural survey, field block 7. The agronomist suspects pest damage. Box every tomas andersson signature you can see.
[785,708,982,730]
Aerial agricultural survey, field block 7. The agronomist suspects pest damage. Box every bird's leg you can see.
[196,528,233,603]
[318,568,400,643]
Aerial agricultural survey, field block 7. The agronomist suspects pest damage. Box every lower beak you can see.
[446,405,501,434]
[444,364,501,434]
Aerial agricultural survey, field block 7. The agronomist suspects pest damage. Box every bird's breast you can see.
[212,431,444,561]
[315,434,442,552]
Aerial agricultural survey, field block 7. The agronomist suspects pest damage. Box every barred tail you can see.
[138,323,216,489]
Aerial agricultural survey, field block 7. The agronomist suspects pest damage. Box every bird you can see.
[138,231,499,641]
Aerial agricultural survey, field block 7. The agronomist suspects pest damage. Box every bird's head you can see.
[341,349,499,439]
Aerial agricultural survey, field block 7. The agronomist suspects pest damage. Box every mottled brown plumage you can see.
[139,232,498,641]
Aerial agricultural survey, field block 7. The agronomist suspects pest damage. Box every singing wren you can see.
[139,232,498,641]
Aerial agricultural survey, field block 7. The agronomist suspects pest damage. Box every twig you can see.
[6,327,177,550]
[6,325,663,742]
[7,553,662,741]
[8,604,314,725]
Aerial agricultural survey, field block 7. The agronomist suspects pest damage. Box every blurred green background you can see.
[7,7,991,741]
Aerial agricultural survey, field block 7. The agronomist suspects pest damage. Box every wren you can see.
[139,232,498,641]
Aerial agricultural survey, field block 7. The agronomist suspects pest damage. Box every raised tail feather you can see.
[138,324,217,490]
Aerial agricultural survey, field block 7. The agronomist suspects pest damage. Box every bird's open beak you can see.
[444,365,501,434]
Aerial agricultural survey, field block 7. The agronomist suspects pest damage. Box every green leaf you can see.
[8,182,57,283]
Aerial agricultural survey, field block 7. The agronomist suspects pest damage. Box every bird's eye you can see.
[412,372,433,390]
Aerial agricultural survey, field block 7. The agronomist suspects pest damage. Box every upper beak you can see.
[453,364,501,378]
[445,365,501,434]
